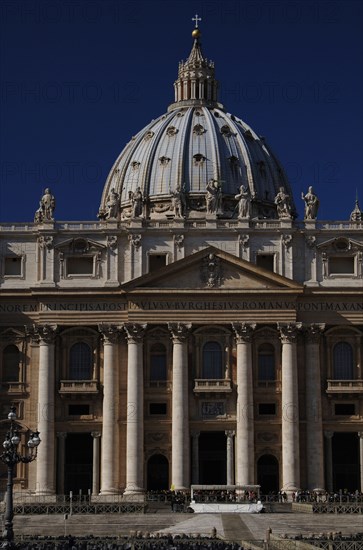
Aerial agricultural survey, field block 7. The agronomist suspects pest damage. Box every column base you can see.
[123,487,145,502]
[99,489,120,497]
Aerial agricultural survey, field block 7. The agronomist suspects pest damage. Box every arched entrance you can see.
[147,454,169,490]
[257,454,279,494]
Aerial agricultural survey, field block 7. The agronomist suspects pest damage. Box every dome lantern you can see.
[171,16,220,109]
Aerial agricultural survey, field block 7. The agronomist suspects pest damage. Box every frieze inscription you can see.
[0,300,361,314]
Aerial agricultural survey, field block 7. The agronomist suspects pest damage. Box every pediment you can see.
[55,238,106,253]
[122,247,302,292]
[316,237,363,252]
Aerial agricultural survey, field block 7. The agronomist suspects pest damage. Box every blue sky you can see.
[0,0,362,222]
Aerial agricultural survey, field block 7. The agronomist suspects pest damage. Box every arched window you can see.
[258,344,275,382]
[150,343,167,381]
[2,345,20,382]
[202,341,223,379]
[69,342,92,380]
[333,342,354,380]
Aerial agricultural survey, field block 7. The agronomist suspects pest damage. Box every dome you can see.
[99,31,296,222]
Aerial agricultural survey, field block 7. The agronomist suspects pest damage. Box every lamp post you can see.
[0,407,40,548]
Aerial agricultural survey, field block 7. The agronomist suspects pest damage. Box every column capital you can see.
[123,323,147,343]
[191,431,200,438]
[304,323,325,343]
[26,324,58,344]
[324,430,334,439]
[91,431,101,439]
[98,323,124,344]
[278,322,302,344]
[56,432,67,439]
[168,322,192,342]
[225,430,235,438]
[232,322,256,343]
[358,432,363,439]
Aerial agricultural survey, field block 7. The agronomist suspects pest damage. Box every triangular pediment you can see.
[122,246,303,292]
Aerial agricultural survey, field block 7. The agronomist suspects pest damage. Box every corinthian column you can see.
[29,324,57,495]
[98,324,123,495]
[278,323,301,494]
[168,322,192,490]
[124,323,147,495]
[305,324,325,491]
[232,322,256,486]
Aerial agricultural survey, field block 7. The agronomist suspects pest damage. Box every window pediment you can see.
[317,237,363,253]
[55,238,105,254]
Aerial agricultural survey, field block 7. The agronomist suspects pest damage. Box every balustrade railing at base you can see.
[293,502,363,514]
[269,540,363,550]
[2,494,146,514]
[11,536,249,549]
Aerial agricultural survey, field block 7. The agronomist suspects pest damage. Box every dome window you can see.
[221,125,233,137]
[144,131,154,141]
[228,156,239,166]
[159,156,171,166]
[131,161,141,170]
[193,154,206,165]
[244,130,254,140]
[193,124,205,136]
[166,126,178,136]
[214,111,220,117]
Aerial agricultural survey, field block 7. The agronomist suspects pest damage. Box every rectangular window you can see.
[68,404,90,416]
[329,257,354,275]
[149,403,167,415]
[256,254,274,272]
[258,403,276,415]
[4,257,22,276]
[334,403,355,416]
[67,257,93,275]
[148,254,167,273]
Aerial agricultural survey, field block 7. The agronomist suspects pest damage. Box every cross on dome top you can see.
[192,14,202,28]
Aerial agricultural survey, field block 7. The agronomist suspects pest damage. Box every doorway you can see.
[257,454,279,494]
[147,454,169,490]
[64,433,93,494]
[199,432,227,485]
[332,432,359,491]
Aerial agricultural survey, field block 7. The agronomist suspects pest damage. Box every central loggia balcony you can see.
[59,380,99,395]
[194,379,232,393]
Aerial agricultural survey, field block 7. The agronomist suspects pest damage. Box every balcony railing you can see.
[326,380,363,393]
[194,379,232,393]
[2,382,27,395]
[146,380,171,390]
[59,380,99,394]
[257,380,281,392]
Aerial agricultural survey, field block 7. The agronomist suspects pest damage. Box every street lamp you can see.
[0,407,40,548]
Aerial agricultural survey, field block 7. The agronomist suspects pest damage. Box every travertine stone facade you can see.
[0,27,362,499]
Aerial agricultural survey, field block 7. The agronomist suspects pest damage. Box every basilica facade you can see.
[0,27,362,499]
